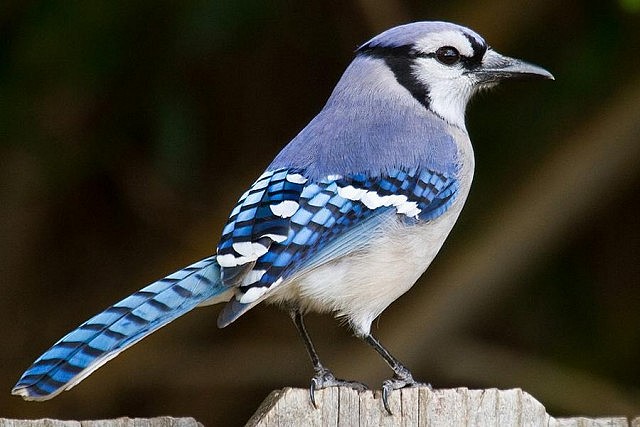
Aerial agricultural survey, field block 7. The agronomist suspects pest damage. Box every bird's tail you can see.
[12,256,231,401]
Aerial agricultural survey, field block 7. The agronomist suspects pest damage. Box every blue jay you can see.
[13,21,552,413]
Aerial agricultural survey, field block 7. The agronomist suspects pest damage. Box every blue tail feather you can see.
[12,256,229,401]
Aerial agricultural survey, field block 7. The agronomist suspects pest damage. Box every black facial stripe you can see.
[357,37,488,109]
[462,34,486,69]
[357,44,425,60]
[358,45,431,110]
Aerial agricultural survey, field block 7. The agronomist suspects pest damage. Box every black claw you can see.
[382,385,392,415]
[309,378,318,409]
[380,377,431,415]
[307,368,369,409]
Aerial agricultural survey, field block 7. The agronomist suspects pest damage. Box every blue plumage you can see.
[13,257,226,400]
[12,21,552,406]
[215,167,458,326]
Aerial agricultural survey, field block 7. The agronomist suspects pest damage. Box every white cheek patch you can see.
[413,30,476,57]
[413,57,466,80]
[412,58,475,130]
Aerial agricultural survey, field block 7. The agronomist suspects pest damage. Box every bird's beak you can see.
[470,49,554,83]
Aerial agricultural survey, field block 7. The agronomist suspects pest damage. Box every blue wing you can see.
[216,167,458,327]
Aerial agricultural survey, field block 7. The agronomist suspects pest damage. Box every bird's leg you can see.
[363,333,431,414]
[290,309,367,407]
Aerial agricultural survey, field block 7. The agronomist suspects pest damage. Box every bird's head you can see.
[356,21,554,129]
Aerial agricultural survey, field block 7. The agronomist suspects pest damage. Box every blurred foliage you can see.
[620,0,640,12]
[1,1,639,426]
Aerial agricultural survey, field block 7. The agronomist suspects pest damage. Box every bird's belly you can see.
[269,207,464,336]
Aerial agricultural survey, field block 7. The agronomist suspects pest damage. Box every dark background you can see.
[2,1,639,425]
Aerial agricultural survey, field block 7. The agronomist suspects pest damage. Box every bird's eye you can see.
[435,46,460,66]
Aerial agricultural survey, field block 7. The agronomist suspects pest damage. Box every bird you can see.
[12,21,553,413]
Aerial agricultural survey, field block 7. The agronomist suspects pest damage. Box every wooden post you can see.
[3,388,639,426]
[0,418,202,427]
[246,387,636,427]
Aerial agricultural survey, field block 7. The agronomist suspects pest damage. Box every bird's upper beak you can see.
[470,48,554,83]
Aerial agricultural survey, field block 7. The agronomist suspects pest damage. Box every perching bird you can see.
[13,21,553,413]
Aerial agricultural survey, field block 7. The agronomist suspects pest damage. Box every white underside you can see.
[278,213,463,335]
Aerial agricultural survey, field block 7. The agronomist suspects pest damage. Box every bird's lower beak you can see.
[470,49,554,83]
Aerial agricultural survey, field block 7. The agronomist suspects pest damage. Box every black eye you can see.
[435,46,460,65]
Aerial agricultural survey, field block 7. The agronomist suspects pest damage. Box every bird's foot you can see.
[309,367,368,408]
[381,369,431,415]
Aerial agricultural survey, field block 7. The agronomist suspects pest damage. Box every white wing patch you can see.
[217,242,269,268]
[217,253,255,268]
[396,201,421,217]
[232,242,269,258]
[337,185,368,201]
[270,200,299,218]
[285,173,308,184]
[242,269,267,286]
[238,277,283,304]
[338,186,422,219]
[261,233,288,243]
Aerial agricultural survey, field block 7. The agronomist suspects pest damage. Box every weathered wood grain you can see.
[0,417,202,427]
[245,387,632,427]
[3,389,636,426]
